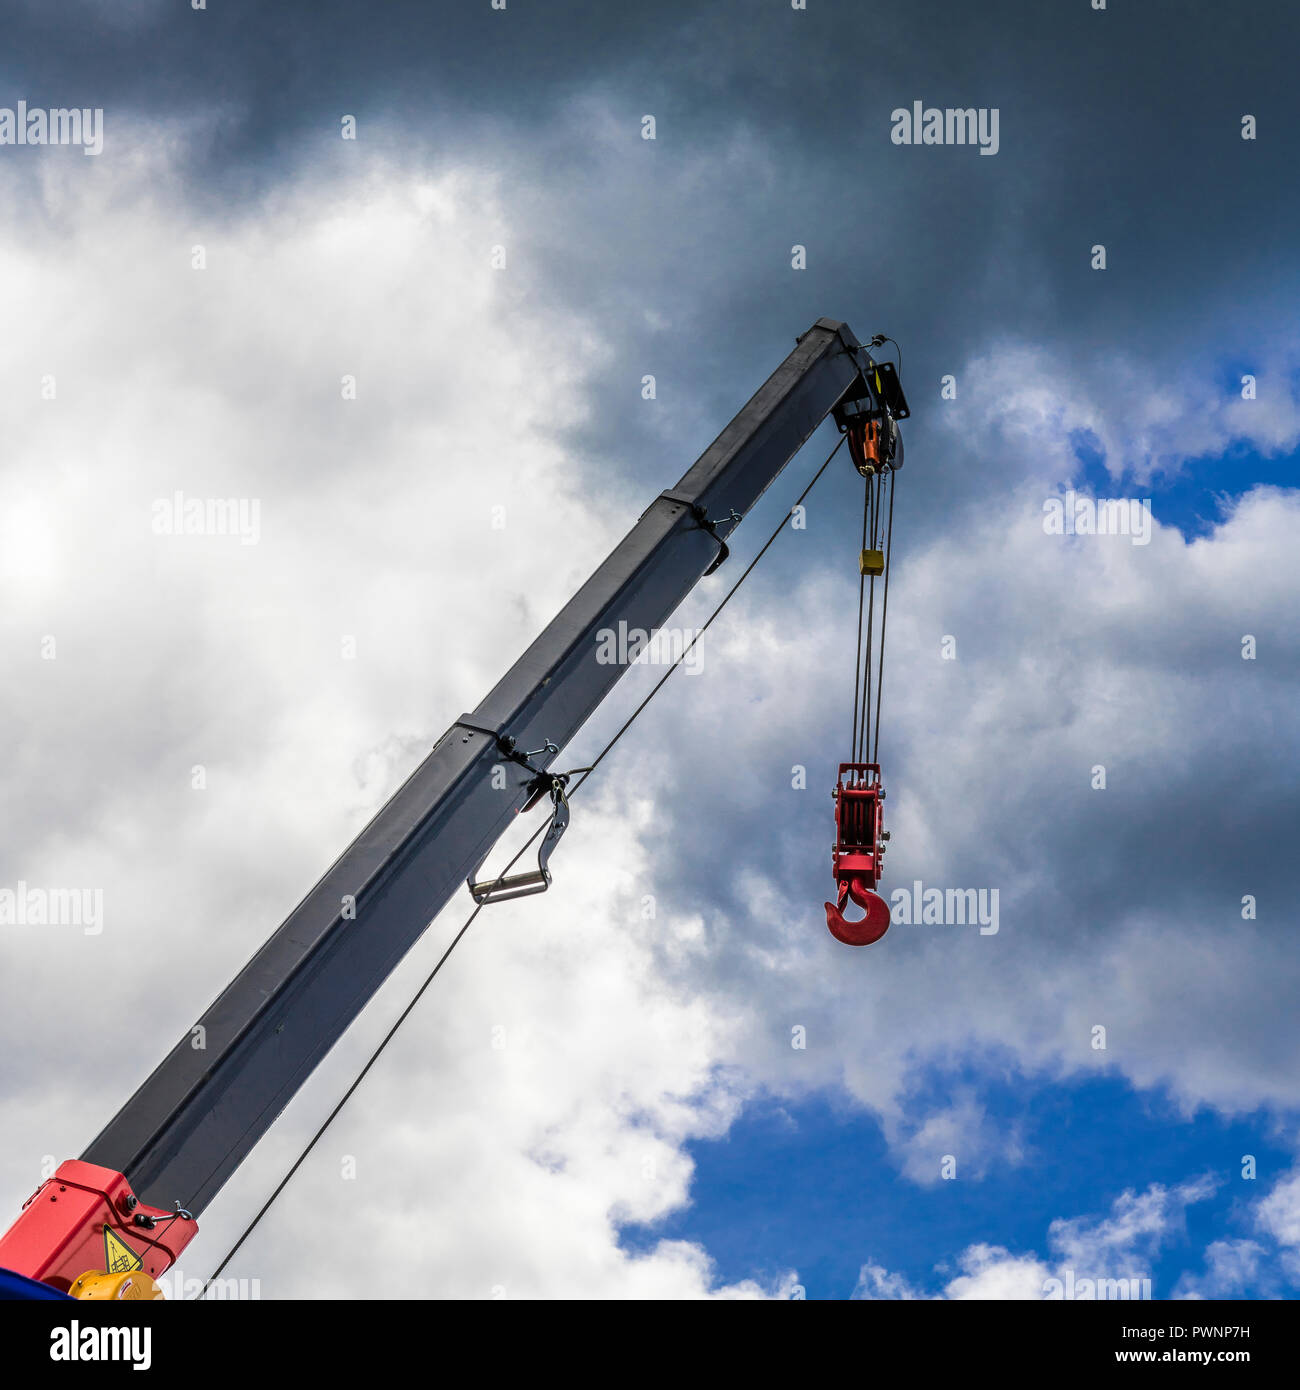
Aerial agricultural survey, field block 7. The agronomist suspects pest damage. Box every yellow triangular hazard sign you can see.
[104,1227,143,1274]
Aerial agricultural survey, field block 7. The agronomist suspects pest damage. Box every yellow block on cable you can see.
[860,548,885,577]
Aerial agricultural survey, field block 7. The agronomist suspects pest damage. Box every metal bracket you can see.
[662,492,742,575]
[455,719,558,776]
[658,491,742,575]
[695,506,742,575]
[467,774,572,906]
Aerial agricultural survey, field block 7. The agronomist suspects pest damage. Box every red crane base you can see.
[0,1160,197,1295]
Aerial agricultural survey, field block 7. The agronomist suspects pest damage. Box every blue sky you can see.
[1071,424,1300,545]
[627,1071,1295,1300]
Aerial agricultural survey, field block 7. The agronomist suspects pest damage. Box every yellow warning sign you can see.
[104,1227,144,1274]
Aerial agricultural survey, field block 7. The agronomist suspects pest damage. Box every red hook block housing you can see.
[825,762,891,946]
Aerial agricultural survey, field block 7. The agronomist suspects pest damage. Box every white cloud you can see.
[1255,1167,1300,1249]
[852,1261,927,1300]
[951,339,1300,487]
[0,126,787,1298]
[1253,1164,1300,1283]
[1173,1240,1267,1300]
[943,1244,1054,1300]
[856,1179,1214,1301]
[887,1090,1025,1186]
[1048,1177,1217,1273]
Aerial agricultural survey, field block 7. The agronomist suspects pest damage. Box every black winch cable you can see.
[849,483,869,760]
[872,467,897,767]
[850,456,898,768]
[863,471,879,761]
[196,430,848,1296]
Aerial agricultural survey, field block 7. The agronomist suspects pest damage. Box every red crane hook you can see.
[825,876,892,946]
[825,763,891,947]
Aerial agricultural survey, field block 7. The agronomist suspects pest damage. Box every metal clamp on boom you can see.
[659,490,742,576]
[467,772,574,906]
[691,505,742,575]
[455,718,559,775]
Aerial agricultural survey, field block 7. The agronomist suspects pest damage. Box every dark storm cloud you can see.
[10,1,1298,355]
[7,2,1297,538]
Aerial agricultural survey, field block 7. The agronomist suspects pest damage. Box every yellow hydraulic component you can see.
[69,1269,165,1300]
[860,548,885,577]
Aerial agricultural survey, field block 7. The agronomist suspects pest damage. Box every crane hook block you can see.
[824,762,892,946]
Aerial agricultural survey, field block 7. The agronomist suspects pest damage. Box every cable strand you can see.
[872,468,896,766]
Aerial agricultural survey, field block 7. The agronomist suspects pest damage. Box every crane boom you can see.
[0,317,883,1296]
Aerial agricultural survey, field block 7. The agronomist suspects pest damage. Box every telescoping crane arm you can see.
[0,318,894,1300]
